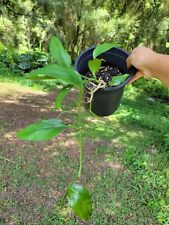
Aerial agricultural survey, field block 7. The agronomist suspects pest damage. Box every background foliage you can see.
[0,0,168,55]
[0,0,169,100]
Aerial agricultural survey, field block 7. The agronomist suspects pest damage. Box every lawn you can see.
[0,77,169,225]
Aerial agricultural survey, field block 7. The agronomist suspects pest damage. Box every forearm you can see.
[127,47,169,87]
[148,53,169,87]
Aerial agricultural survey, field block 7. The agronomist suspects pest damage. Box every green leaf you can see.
[55,85,72,110]
[110,74,129,86]
[67,183,92,221]
[25,64,83,89]
[93,43,119,59]
[88,59,102,76]
[17,119,65,142]
[50,36,71,68]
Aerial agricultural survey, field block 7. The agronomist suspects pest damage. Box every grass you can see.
[0,73,169,225]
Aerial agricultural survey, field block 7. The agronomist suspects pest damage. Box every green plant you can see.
[17,36,91,221]
[17,51,49,72]
[84,43,130,112]
[0,50,49,74]
[16,36,129,221]
[0,50,18,71]
[88,43,130,86]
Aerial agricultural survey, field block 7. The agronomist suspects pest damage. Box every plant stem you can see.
[93,72,97,80]
[77,89,84,178]
[78,126,83,178]
[89,93,93,113]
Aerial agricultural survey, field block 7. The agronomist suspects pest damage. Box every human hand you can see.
[126,47,156,83]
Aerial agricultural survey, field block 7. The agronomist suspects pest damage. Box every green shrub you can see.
[0,49,49,74]
[133,78,169,100]
[0,42,5,52]
[164,134,169,149]
[17,51,49,72]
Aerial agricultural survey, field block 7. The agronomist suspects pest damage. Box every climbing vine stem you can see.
[77,89,84,178]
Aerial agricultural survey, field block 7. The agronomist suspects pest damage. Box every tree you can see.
[0,0,168,55]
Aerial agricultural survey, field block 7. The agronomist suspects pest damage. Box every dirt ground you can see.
[1,81,163,225]
[0,82,119,225]
[0,83,73,223]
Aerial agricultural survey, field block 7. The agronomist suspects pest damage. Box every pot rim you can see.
[75,46,137,92]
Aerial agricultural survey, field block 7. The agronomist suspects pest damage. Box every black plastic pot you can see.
[75,46,137,117]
